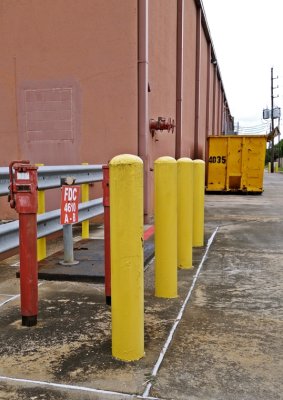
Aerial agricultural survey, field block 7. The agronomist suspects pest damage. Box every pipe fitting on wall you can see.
[150,117,175,137]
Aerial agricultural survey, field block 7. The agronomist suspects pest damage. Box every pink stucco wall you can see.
[0,0,138,167]
[147,0,177,213]
[148,0,177,162]
[0,0,138,218]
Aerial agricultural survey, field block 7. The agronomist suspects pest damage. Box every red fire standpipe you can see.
[102,165,111,305]
[8,161,38,326]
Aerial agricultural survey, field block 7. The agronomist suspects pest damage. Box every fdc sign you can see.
[60,185,80,225]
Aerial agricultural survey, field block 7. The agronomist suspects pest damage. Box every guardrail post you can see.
[177,158,193,269]
[59,182,80,266]
[59,225,79,265]
[36,164,46,261]
[81,162,90,238]
[110,154,144,361]
[154,156,177,298]
[193,159,205,247]
[102,165,111,305]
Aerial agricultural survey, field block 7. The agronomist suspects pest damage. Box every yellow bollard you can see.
[110,154,144,361]
[81,163,90,239]
[275,161,278,172]
[154,156,177,298]
[36,164,46,261]
[268,162,271,173]
[177,158,193,269]
[193,159,205,247]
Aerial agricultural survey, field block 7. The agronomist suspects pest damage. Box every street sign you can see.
[60,185,80,225]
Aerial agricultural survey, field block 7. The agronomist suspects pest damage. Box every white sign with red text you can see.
[60,185,80,225]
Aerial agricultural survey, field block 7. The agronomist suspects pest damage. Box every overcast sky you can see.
[202,0,283,134]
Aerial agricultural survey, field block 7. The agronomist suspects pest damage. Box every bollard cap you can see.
[110,154,143,166]
[154,156,176,164]
[177,157,193,163]
[193,159,205,164]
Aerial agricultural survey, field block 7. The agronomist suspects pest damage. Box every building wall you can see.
[0,0,138,167]
[183,0,197,158]
[213,74,221,135]
[208,59,215,136]
[146,0,177,213]
[197,27,209,159]
[148,0,177,162]
[0,0,233,220]
[219,90,224,134]
[0,0,138,218]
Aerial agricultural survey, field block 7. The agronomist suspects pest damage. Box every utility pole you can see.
[270,67,279,173]
[271,67,275,173]
[278,116,281,167]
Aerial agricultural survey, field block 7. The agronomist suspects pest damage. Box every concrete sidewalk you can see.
[0,171,282,400]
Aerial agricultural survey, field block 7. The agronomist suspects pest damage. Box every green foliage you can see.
[265,139,283,164]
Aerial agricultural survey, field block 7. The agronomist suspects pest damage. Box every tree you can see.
[265,138,283,164]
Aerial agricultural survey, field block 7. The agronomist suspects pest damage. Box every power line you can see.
[236,121,270,134]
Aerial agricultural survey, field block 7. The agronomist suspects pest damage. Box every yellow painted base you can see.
[154,157,178,298]
[177,158,193,269]
[110,154,144,361]
[193,160,205,247]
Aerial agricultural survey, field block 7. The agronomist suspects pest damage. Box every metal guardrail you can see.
[0,199,103,254]
[0,165,103,196]
[0,164,104,254]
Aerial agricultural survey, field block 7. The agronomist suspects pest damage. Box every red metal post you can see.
[102,165,111,305]
[9,161,38,326]
[19,212,38,325]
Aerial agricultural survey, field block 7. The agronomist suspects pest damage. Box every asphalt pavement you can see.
[0,171,282,400]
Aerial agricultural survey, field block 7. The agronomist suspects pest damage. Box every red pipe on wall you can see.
[205,43,212,183]
[138,0,149,220]
[175,0,184,160]
[206,43,212,139]
[194,7,202,159]
[212,64,217,134]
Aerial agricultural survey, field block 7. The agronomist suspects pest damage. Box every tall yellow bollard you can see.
[36,164,46,261]
[275,161,278,172]
[177,158,193,269]
[154,156,177,298]
[268,162,271,173]
[193,159,205,247]
[110,154,144,361]
[81,163,90,239]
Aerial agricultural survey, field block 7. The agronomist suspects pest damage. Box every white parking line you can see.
[11,261,20,267]
[0,294,20,307]
[144,256,155,272]
[142,227,219,398]
[0,282,45,308]
[0,375,160,400]
[0,229,219,399]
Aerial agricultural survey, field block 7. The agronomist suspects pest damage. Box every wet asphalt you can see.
[0,171,282,400]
